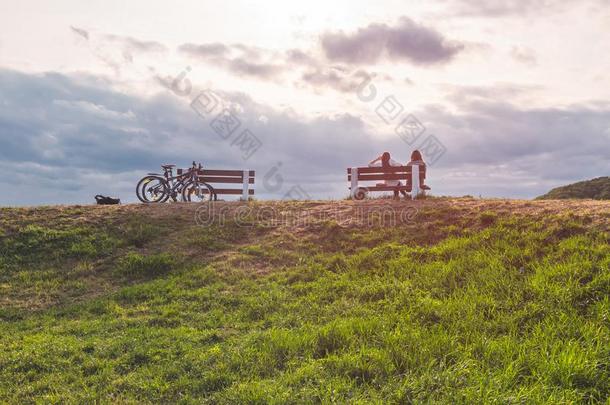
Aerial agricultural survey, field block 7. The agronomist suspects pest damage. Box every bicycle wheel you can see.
[136,175,169,203]
[181,180,215,202]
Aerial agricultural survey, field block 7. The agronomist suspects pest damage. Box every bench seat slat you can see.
[350,185,413,192]
[348,174,412,181]
[213,189,255,195]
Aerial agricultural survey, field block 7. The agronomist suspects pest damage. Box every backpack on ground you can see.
[95,195,121,205]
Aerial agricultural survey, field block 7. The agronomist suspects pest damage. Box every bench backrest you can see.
[178,168,255,199]
[347,165,425,199]
[347,166,414,181]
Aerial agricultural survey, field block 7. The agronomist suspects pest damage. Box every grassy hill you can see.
[537,177,610,200]
[1,198,609,403]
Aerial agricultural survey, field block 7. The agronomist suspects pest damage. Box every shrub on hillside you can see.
[536,177,610,200]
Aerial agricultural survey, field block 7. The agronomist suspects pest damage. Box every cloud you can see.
[178,41,394,91]
[69,26,167,54]
[445,0,609,17]
[286,49,318,67]
[320,17,464,65]
[1,69,608,204]
[419,87,610,181]
[0,69,203,174]
[298,67,396,95]
[178,43,229,58]
[441,83,543,105]
[70,26,89,40]
[448,0,554,16]
[179,43,327,83]
[300,68,370,93]
[511,46,537,66]
[179,42,285,79]
[105,34,168,54]
[69,27,168,77]
[226,58,283,79]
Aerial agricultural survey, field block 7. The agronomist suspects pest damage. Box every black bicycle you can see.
[136,162,215,203]
[181,163,217,202]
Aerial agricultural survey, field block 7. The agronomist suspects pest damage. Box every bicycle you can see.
[181,163,217,202]
[136,164,177,203]
[136,162,215,203]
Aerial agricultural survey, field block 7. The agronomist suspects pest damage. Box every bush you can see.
[536,176,610,200]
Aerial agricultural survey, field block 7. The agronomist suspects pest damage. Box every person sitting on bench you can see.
[407,150,431,190]
[369,152,409,199]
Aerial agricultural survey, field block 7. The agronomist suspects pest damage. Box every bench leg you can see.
[412,165,420,200]
[350,167,359,199]
[242,170,249,201]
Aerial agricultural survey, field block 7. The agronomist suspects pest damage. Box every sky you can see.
[0,0,609,205]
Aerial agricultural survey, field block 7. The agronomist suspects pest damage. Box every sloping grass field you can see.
[0,198,609,403]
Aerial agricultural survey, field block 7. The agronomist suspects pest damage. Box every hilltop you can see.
[537,177,610,200]
[0,198,609,403]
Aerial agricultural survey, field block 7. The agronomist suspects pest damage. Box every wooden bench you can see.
[177,168,255,200]
[347,165,428,200]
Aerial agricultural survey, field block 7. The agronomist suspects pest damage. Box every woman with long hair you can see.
[407,150,431,190]
[369,152,409,199]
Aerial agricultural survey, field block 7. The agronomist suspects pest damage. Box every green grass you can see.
[0,224,118,266]
[115,252,175,277]
[0,201,609,403]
